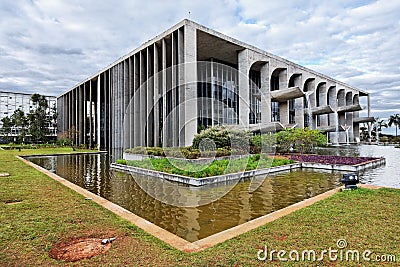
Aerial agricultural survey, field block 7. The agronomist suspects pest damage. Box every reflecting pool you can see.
[27,153,342,242]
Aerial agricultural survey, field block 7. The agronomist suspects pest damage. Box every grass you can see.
[0,148,399,266]
[126,154,295,178]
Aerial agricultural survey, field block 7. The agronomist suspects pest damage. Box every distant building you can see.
[57,19,374,151]
[0,91,57,142]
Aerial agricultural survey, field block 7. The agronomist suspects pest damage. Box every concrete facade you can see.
[57,19,371,151]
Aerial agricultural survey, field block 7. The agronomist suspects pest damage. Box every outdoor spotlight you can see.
[340,173,359,190]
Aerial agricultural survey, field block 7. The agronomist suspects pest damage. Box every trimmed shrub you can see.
[116,159,127,165]
[192,125,252,152]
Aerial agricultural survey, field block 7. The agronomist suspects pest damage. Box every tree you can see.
[388,113,400,137]
[372,118,387,142]
[1,116,13,143]
[57,126,79,151]
[28,94,51,143]
[11,109,28,143]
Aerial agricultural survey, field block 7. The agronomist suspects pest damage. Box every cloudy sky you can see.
[1,0,399,127]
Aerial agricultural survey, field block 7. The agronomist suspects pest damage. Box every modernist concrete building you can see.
[57,19,373,151]
[0,91,57,142]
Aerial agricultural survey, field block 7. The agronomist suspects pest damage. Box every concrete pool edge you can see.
[110,157,386,186]
[17,155,394,253]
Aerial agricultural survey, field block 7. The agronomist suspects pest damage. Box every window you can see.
[271,101,280,122]
[289,99,295,124]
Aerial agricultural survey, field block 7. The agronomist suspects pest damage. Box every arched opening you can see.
[337,89,345,107]
[346,92,353,106]
[316,82,326,107]
[303,78,315,127]
[316,82,326,127]
[353,94,359,105]
[270,68,287,122]
[327,86,336,126]
[288,73,302,88]
[249,61,265,124]
[327,86,336,107]
[288,74,302,125]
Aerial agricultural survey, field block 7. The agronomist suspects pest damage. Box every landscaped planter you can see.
[112,154,386,186]
[111,162,301,186]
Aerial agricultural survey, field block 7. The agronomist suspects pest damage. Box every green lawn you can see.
[126,155,295,178]
[0,148,399,266]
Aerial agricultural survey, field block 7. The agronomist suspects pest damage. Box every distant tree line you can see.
[0,94,57,144]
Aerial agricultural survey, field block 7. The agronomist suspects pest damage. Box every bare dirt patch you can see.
[49,238,112,262]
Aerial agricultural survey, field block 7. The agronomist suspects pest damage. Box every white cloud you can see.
[0,0,399,118]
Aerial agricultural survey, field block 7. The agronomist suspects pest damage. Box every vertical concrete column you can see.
[178,28,185,146]
[260,63,271,124]
[140,51,147,146]
[123,60,130,150]
[112,67,117,150]
[134,54,141,147]
[238,49,250,127]
[107,70,112,149]
[294,98,304,128]
[111,67,116,150]
[279,101,289,125]
[68,92,71,133]
[367,94,371,141]
[147,47,154,146]
[74,88,78,146]
[83,83,87,146]
[161,39,167,146]
[89,80,92,148]
[171,32,177,146]
[129,57,134,149]
[183,24,197,146]
[80,85,85,145]
[153,44,160,147]
[95,76,100,150]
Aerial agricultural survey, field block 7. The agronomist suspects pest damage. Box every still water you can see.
[27,144,396,242]
[316,144,400,188]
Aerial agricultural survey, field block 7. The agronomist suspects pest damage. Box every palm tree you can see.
[388,113,400,137]
[373,118,387,142]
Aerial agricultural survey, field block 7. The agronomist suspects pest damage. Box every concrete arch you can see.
[303,78,315,92]
[337,89,345,107]
[288,73,302,88]
[270,68,287,91]
[327,86,336,107]
[303,78,315,107]
[346,91,353,105]
[316,82,326,107]
[353,94,359,105]
[249,61,268,124]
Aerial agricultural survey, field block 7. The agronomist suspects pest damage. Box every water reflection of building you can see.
[0,91,57,142]
[57,19,372,152]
